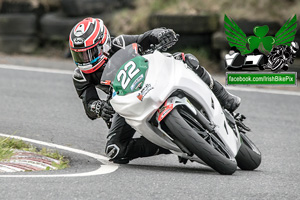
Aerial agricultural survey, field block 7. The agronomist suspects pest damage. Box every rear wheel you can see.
[235,133,261,170]
[164,107,237,175]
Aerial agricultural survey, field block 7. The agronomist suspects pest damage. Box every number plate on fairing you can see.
[113,56,149,96]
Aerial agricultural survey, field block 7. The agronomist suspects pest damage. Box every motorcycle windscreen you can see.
[101,43,140,85]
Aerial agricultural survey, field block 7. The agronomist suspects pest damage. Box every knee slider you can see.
[106,144,121,159]
[105,139,130,160]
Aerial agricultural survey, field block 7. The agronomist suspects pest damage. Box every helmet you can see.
[290,41,299,54]
[69,18,111,74]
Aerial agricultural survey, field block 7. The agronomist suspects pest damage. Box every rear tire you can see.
[164,107,237,175]
[235,133,261,170]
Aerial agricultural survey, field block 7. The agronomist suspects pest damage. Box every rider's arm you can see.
[72,68,100,120]
[110,28,177,53]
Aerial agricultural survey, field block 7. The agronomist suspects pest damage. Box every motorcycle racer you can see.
[70,17,241,164]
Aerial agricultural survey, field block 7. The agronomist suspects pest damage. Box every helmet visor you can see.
[71,45,103,64]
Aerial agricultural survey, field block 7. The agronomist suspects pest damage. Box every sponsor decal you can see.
[74,37,84,45]
[135,82,143,90]
[130,74,144,91]
[137,84,153,101]
[158,104,174,122]
[73,48,89,52]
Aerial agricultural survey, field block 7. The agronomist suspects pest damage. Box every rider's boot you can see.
[176,53,241,112]
[209,76,241,112]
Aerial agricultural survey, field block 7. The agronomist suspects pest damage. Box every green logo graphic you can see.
[224,14,297,55]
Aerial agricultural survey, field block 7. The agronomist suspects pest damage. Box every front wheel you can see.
[164,107,237,175]
[235,133,262,170]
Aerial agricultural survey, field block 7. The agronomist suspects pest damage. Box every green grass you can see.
[0,136,69,170]
[0,136,19,161]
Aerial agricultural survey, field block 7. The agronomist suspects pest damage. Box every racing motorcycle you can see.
[101,43,261,175]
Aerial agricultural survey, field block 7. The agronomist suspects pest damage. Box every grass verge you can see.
[0,136,69,170]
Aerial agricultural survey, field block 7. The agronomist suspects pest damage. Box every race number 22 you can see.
[117,61,140,89]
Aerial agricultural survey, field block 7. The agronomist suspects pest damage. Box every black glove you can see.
[150,28,179,51]
[90,100,115,121]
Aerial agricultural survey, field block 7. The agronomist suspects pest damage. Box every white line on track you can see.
[0,133,119,178]
[0,64,299,96]
[0,64,73,75]
[226,86,300,97]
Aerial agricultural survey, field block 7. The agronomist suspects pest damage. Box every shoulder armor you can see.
[73,68,86,82]
[112,35,125,49]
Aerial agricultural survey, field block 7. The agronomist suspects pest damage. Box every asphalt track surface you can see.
[0,64,299,200]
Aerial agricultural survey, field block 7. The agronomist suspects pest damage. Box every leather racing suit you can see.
[73,29,173,164]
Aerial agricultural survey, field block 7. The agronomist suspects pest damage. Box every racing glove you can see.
[152,28,179,51]
[90,100,115,121]
[150,28,179,51]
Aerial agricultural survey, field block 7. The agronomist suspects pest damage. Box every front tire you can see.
[235,133,262,170]
[164,107,237,175]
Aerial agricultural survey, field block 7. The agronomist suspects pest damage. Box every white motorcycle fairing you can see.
[110,50,241,161]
